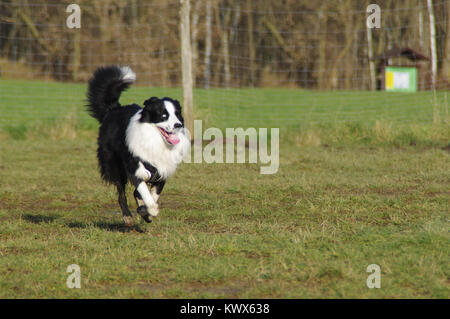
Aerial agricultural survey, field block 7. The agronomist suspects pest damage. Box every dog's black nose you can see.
[174,123,183,129]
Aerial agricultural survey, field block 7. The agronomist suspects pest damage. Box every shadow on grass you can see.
[22,212,146,233]
[66,221,146,233]
[23,214,59,224]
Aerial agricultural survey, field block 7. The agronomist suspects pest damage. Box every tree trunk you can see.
[221,6,231,88]
[204,0,212,88]
[191,0,201,87]
[317,8,327,89]
[419,9,425,90]
[246,0,255,86]
[444,0,450,84]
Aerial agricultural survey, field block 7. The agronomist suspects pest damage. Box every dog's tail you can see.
[86,65,136,123]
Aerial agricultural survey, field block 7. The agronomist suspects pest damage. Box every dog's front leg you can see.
[135,161,152,182]
[130,160,159,222]
[136,182,159,217]
[150,180,166,203]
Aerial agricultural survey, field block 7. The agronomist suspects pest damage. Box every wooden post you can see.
[72,30,81,81]
[180,0,194,136]
[427,0,437,89]
[366,25,376,91]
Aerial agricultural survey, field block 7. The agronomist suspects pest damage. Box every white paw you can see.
[148,205,159,217]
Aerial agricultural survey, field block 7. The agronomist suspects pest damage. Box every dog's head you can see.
[140,97,184,145]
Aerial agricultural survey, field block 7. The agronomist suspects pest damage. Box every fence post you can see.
[366,23,376,91]
[427,0,437,89]
[180,0,194,136]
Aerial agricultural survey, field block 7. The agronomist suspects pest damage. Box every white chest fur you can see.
[125,111,190,180]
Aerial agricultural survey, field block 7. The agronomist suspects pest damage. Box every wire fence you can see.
[0,0,449,130]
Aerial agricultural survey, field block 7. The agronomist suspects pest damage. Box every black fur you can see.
[141,96,184,126]
[87,66,133,123]
[86,65,185,226]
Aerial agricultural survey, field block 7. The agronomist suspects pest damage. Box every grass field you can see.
[0,79,449,131]
[0,79,449,298]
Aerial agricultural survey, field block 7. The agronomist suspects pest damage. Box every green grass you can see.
[0,138,448,298]
[0,79,449,298]
[1,79,449,131]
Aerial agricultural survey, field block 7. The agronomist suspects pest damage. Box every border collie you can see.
[87,66,190,226]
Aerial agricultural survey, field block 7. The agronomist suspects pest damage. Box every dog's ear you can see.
[139,107,152,123]
[143,97,159,108]
[141,97,161,123]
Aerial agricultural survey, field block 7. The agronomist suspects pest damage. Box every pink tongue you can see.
[167,133,180,145]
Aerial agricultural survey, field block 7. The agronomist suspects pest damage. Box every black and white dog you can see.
[87,66,190,226]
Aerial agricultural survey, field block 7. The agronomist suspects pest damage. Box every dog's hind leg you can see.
[117,183,134,227]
